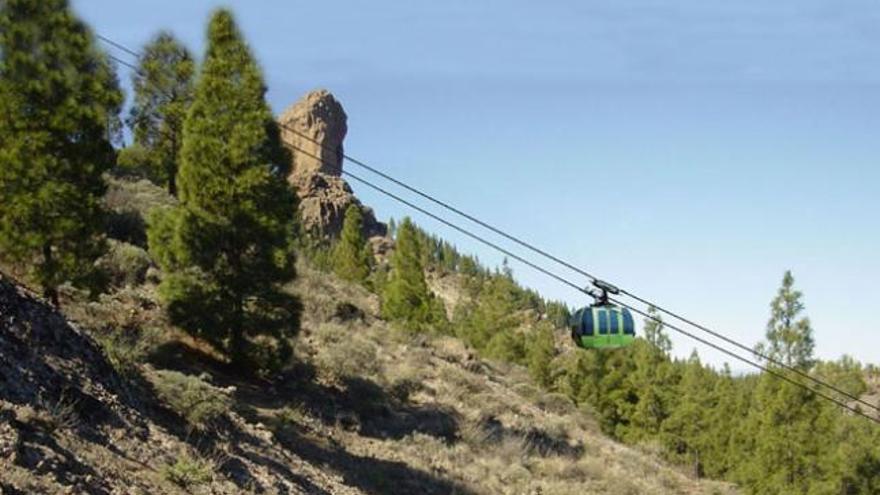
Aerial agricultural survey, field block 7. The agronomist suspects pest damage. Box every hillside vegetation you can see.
[1,1,879,494]
[0,250,737,494]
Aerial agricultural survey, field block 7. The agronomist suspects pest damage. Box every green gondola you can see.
[570,280,636,349]
[570,304,636,349]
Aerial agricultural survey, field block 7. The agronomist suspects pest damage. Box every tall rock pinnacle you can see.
[279,89,385,239]
[280,89,347,181]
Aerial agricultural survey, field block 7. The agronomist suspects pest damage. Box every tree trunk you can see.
[231,295,244,364]
[229,247,245,365]
[168,134,178,197]
[42,242,59,307]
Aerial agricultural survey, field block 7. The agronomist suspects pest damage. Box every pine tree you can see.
[127,31,195,195]
[737,372,834,493]
[594,349,639,438]
[381,217,445,330]
[148,9,299,371]
[387,217,397,238]
[543,301,570,329]
[332,204,372,284]
[759,270,815,369]
[457,268,522,352]
[642,305,672,355]
[814,355,867,399]
[834,415,880,494]
[661,351,715,478]
[735,272,832,493]
[624,340,674,442]
[700,364,742,479]
[614,307,675,441]
[0,0,122,305]
[485,327,526,363]
[526,322,556,387]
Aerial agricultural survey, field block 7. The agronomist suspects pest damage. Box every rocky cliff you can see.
[279,90,386,240]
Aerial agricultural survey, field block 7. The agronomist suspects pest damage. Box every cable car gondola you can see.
[570,280,635,349]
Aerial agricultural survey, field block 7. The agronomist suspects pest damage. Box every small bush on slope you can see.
[96,240,152,288]
[162,450,216,488]
[150,369,231,432]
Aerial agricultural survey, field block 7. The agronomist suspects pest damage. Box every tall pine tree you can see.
[148,9,299,371]
[0,0,122,305]
[759,270,815,369]
[736,271,832,493]
[381,217,445,330]
[127,31,195,196]
[455,263,522,352]
[642,305,672,355]
[332,204,372,284]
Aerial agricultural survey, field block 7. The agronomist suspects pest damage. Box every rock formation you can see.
[279,89,386,239]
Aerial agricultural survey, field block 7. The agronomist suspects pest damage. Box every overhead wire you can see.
[96,33,880,422]
[283,140,880,425]
[97,34,141,58]
[608,296,880,424]
[272,121,880,416]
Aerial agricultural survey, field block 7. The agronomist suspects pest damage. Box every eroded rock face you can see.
[280,89,347,181]
[279,89,386,239]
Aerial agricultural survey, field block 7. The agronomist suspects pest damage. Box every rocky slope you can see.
[0,261,739,494]
[0,273,362,495]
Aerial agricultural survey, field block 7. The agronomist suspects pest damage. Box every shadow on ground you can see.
[146,342,471,494]
[272,426,476,495]
[474,415,584,459]
[232,360,461,442]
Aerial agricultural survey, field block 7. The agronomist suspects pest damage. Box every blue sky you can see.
[75,0,880,368]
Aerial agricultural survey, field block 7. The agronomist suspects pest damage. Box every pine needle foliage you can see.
[381,217,446,331]
[0,0,122,305]
[759,270,815,370]
[332,204,372,284]
[127,31,195,196]
[148,9,300,373]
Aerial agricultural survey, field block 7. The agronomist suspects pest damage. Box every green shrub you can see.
[115,144,159,181]
[96,240,152,288]
[242,334,292,378]
[162,451,214,488]
[316,325,380,381]
[94,325,157,378]
[484,329,526,364]
[34,391,80,433]
[104,174,176,246]
[151,370,231,431]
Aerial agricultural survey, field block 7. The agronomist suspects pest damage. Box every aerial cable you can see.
[273,119,880,415]
[610,296,880,425]
[279,145,589,296]
[97,34,141,58]
[274,122,601,284]
[342,151,880,426]
[284,141,880,424]
[96,34,880,421]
